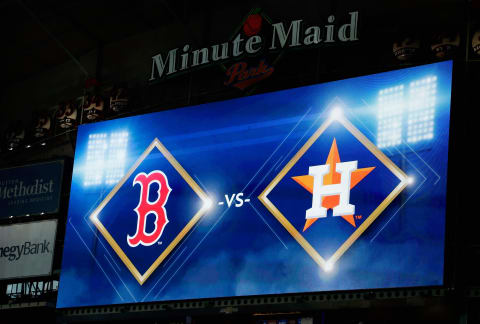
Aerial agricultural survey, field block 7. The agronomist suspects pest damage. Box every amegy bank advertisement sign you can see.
[0,160,64,219]
[0,220,57,279]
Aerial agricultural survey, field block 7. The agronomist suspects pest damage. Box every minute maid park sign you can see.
[149,11,359,82]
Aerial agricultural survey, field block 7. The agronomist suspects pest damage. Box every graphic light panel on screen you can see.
[84,132,129,186]
[105,132,129,185]
[407,76,436,143]
[84,133,107,186]
[376,75,437,148]
[377,85,404,148]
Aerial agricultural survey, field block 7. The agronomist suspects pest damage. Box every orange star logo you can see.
[292,138,375,231]
[259,113,408,271]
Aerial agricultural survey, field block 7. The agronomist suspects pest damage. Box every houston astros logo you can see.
[259,110,408,272]
[127,171,171,247]
[292,139,374,231]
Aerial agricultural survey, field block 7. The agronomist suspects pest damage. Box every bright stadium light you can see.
[84,132,129,187]
[324,261,334,272]
[330,106,343,120]
[84,133,108,187]
[407,176,415,185]
[105,132,129,185]
[407,76,436,144]
[376,85,404,148]
[376,76,438,150]
[203,197,214,210]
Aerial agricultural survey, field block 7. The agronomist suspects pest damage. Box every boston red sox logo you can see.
[127,170,172,247]
[91,138,209,285]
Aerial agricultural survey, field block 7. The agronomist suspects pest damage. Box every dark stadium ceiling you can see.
[0,0,467,87]
[0,0,192,85]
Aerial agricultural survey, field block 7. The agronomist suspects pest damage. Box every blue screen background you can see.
[57,61,452,308]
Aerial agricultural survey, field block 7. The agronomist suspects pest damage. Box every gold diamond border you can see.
[90,138,210,285]
[258,114,408,271]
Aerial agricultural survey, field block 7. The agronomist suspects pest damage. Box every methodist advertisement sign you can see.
[57,61,452,308]
[0,220,57,280]
[0,160,64,219]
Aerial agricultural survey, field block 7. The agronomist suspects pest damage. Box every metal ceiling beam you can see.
[16,0,89,77]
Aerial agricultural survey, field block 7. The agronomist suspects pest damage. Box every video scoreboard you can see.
[57,61,452,308]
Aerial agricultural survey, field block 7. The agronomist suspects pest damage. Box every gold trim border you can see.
[258,114,408,271]
[90,138,210,285]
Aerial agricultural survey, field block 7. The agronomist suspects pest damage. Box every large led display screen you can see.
[57,61,452,308]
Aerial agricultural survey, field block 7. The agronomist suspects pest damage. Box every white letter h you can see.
[305,161,357,219]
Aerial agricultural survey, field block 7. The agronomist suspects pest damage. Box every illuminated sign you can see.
[58,61,451,308]
[0,220,57,280]
[149,10,359,84]
[0,161,64,219]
